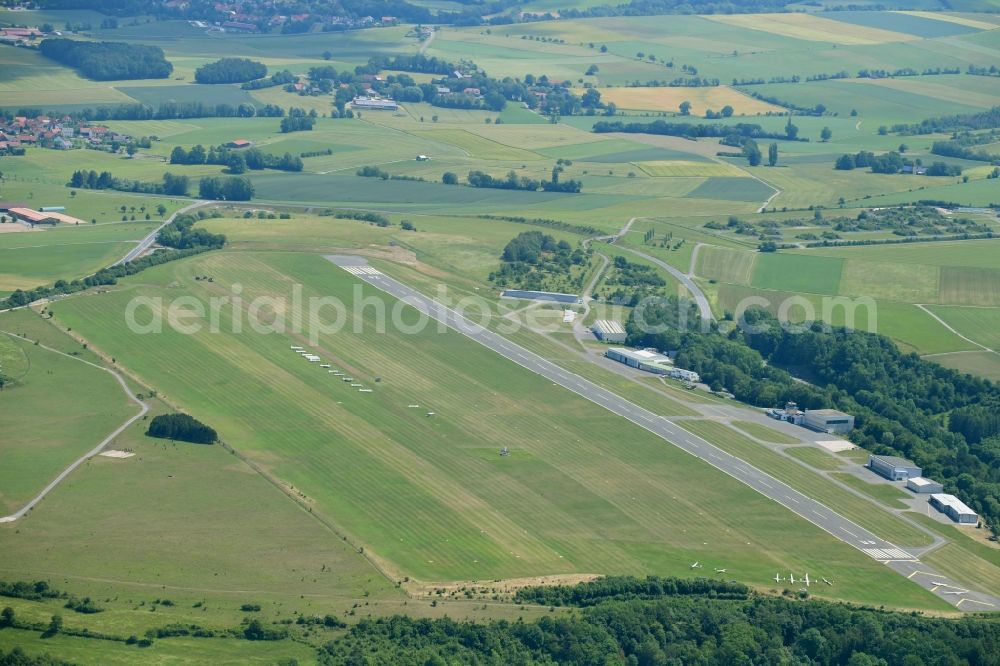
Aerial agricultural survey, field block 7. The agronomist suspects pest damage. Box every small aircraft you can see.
[789,573,797,584]
[715,568,727,573]
[804,573,811,587]
[821,577,833,586]
[941,590,966,596]
[690,561,702,569]
[773,573,784,583]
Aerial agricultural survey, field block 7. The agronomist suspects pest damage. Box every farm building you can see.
[227,139,252,148]
[803,409,854,434]
[351,96,399,111]
[592,320,627,344]
[906,477,943,494]
[868,454,922,482]
[606,348,673,374]
[929,493,978,524]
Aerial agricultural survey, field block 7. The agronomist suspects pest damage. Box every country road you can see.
[114,200,207,266]
[0,332,148,523]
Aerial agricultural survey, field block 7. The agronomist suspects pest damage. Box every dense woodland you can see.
[317,576,1000,665]
[38,39,172,80]
[146,413,217,444]
[194,58,267,85]
[489,231,587,290]
[626,304,1000,531]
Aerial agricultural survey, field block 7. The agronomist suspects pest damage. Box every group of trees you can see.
[489,231,586,290]
[198,176,254,201]
[68,170,189,196]
[146,413,217,444]
[931,137,1000,165]
[39,38,172,80]
[318,575,1000,664]
[194,58,267,84]
[241,70,297,91]
[279,108,317,133]
[156,213,225,250]
[594,119,800,142]
[835,151,963,176]
[170,145,303,173]
[894,105,1000,135]
[627,305,1000,529]
[465,169,582,193]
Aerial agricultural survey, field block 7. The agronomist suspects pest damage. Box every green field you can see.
[732,420,801,445]
[0,332,138,514]
[751,253,844,296]
[925,305,1000,350]
[831,472,912,510]
[31,249,947,611]
[785,446,844,471]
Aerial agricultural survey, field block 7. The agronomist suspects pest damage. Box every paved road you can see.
[0,332,148,523]
[113,200,206,266]
[617,244,714,323]
[326,254,999,611]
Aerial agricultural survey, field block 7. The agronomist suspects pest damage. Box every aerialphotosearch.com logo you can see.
[124,282,878,344]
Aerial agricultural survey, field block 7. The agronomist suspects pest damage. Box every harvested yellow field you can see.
[598,86,784,116]
[636,161,745,177]
[708,13,918,45]
[898,11,1000,30]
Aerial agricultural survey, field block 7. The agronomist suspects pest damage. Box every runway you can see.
[326,254,999,611]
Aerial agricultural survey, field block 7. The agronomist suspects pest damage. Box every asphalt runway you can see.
[326,254,999,611]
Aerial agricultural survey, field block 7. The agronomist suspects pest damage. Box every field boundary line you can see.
[0,330,148,523]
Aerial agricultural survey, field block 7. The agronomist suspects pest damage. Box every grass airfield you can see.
[2,6,1000,660]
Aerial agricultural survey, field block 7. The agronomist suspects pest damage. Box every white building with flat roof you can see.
[803,409,855,434]
[906,477,943,494]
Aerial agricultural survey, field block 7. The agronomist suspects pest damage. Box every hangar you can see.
[868,454,922,482]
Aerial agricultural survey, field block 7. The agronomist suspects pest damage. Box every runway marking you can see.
[342,266,384,276]
[785,496,800,504]
[862,547,918,562]
[839,527,859,539]
[957,598,995,608]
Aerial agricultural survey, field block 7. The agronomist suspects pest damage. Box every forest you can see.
[38,39,172,80]
[316,576,1000,665]
[626,304,1000,532]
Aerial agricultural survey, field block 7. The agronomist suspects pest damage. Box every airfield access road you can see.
[326,254,999,611]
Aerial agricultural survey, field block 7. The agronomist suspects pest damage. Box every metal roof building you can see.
[930,493,978,524]
[868,454,922,481]
[803,408,855,434]
[906,477,943,494]
[592,320,626,344]
[606,347,673,374]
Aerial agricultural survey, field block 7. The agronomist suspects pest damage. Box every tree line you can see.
[316,576,1000,664]
[169,144,303,173]
[156,213,225,250]
[465,168,582,193]
[198,176,254,201]
[69,170,190,196]
[39,38,172,80]
[593,119,804,142]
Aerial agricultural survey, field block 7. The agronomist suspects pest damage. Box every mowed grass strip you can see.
[51,251,945,609]
[929,350,1000,382]
[732,421,801,445]
[636,161,745,177]
[785,447,844,471]
[696,246,756,284]
[0,334,137,513]
[751,253,843,296]
[686,177,775,202]
[830,473,911,510]
[598,86,783,116]
[680,420,932,547]
[706,12,918,45]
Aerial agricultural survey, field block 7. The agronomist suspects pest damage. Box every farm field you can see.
[40,250,950,611]
[3,5,1000,660]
